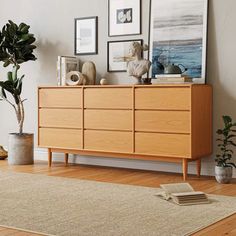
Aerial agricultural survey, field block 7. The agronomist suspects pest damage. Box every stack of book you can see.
[155,74,192,83]
[156,183,209,206]
[57,56,80,86]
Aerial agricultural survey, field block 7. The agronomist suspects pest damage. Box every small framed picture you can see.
[108,0,141,37]
[74,16,98,55]
[107,39,143,72]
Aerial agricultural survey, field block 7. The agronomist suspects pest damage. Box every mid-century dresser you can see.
[38,84,212,180]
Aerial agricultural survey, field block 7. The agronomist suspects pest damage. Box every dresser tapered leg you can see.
[182,159,188,181]
[48,149,52,167]
[65,153,69,166]
[196,159,201,178]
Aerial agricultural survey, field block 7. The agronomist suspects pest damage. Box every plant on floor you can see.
[0,20,37,135]
[215,115,236,183]
[216,115,236,168]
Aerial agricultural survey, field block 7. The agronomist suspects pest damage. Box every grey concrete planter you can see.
[8,133,34,165]
[215,166,232,184]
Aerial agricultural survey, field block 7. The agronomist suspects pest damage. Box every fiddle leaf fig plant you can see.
[216,115,236,168]
[0,20,37,134]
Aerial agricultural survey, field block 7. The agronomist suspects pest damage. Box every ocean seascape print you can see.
[149,0,208,83]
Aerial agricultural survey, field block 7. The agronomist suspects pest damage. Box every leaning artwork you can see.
[149,0,208,83]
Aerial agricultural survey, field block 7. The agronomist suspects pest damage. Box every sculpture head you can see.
[129,42,142,57]
[129,42,149,58]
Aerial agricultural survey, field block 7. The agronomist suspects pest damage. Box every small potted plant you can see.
[215,115,236,183]
[0,20,37,165]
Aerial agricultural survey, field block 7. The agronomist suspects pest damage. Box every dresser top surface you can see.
[38,84,211,89]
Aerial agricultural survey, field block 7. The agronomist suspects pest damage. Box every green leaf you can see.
[227,162,236,168]
[12,66,18,81]
[223,115,232,124]
[228,140,236,146]
[3,60,10,67]
[7,71,13,81]
[18,23,27,31]
[216,129,223,134]
[0,88,7,99]
[227,134,236,139]
[20,25,30,34]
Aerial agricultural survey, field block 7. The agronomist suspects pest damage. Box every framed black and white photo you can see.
[107,39,143,72]
[74,16,98,55]
[108,0,141,37]
[149,0,208,83]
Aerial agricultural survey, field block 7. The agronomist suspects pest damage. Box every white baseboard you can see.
[34,148,236,178]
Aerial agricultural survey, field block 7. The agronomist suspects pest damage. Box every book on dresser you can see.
[156,183,209,205]
[57,56,80,86]
[156,76,193,83]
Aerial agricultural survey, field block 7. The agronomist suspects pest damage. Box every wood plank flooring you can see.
[0,160,235,236]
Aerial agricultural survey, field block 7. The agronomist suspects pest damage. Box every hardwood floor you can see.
[0,159,235,236]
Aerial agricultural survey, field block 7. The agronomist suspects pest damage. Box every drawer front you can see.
[135,111,190,133]
[84,88,132,109]
[84,130,132,153]
[135,88,190,110]
[39,108,82,128]
[84,110,132,131]
[135,133,190,157]
[39,88,82,108]
[39,128,82,149]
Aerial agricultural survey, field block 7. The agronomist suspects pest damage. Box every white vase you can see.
[215,166,232,184]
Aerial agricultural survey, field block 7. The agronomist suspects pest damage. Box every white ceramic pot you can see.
[8,133,34,165]
[215,166,232,184]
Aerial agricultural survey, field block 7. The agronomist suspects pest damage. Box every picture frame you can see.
[108,0,141,37]
[107,39,143,72]
[149,0,208,83]
[74,16,98,55]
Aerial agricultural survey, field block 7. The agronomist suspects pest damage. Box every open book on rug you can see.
[156,183,209,206]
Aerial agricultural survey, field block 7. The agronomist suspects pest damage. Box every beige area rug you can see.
[0,171,235,236]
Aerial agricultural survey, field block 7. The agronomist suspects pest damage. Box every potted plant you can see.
[215,115,236,183]
[0,20,37,165]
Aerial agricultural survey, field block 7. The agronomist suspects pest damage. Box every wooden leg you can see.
[182,159,188,181]
[48,148,52,167]
[196,159,201,178]
[65,153,69,166]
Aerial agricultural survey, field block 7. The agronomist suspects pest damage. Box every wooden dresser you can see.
[38,84,212,180]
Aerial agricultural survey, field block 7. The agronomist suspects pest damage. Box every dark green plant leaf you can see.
[7,71,13,81]
[216,129,223,134]
[227,162,236,168]
[3,60,10,67]
[1,88,7,99]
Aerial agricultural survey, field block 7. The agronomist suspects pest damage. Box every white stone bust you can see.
[127,42,151,84]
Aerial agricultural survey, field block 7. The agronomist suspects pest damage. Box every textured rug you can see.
[0,171,235,236]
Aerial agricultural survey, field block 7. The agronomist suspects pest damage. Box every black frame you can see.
[74,16,98,55]
[108,0,142,37]
[107,39,143,72]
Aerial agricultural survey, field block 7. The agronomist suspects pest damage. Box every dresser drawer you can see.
[84,130,132,153]
[84,88,132,109]
[39,128,82,149]
[135,111,190,133]
[39,108,82,128]
[135,133,190,157]
[84,110,132,131]
[135,88,190,110]
[39,88,82,108]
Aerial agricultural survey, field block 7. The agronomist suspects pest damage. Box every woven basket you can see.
[0,145,8,160]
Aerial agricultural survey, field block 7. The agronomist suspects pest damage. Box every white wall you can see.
[0,0,236,177]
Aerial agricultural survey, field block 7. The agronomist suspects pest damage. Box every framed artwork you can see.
[107,39,143,72]
[149,0,208,83]
[74,16,98,55]
[108,0,141,37]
